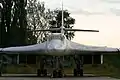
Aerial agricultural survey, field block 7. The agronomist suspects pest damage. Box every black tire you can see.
[80,69,83,76]
[58,70,63,78]
[0,72,2,76]
[43,69,47,77]
[77,69,80,74]
[53,70,57,78]
[73,69,78,76]
[37,69,41,76]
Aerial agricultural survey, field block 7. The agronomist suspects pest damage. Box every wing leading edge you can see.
[0,40,119,55]
[0,42,47,54]
[67,40,119,54]
[0,48,2,53]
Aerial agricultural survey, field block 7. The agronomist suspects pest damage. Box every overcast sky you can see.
[39,0,120,48]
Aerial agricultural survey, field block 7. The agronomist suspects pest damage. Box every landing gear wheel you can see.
[73,69,78,76]
[80,69,83,76]
[58,70,63,78]
[53,70,57,78]
[43,69,47,77]
[37,69,41,76]
[77,69,80,76]
[0,72,2,76]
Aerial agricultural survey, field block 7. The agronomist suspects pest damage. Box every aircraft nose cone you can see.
[47,40,65,50]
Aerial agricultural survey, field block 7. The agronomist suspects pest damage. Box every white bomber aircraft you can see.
[0,0,120,77]
[0,29,119,55]
[0,0,119,56]
[0,1,119,55]
[0,26,119,77]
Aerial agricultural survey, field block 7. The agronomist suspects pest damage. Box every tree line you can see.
[0,0,75,48]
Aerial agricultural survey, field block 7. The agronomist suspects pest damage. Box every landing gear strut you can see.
[74,55,83,77]
[52,56,64,78]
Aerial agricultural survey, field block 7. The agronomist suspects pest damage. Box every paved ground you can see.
[0,77,119,80]
[1,73,95,77]
[0,74,119,80]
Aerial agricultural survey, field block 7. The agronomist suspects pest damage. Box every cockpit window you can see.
[49,34,65,41]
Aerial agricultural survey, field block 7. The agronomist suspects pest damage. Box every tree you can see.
[0,0,13,47]
[0,0,27,47]
[50,9,75,40]
[26,1,75,44]
[26,0,53,44]
[0,2,7,47]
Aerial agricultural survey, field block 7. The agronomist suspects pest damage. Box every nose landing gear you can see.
[52,56,64,78]
[52,69,63,78]
[73,69,83,77]
[37,69,47,77]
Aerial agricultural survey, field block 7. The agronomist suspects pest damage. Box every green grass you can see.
[3,64,37,74]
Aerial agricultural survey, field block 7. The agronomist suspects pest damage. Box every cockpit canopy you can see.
[48,33,65,41]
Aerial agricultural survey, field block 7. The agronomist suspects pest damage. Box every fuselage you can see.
[45,33,71,56]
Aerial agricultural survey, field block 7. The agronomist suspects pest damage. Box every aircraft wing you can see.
[0,39,119,55]
[68,40,119,54]
[0,48,2,52]
[0,42,47,54]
